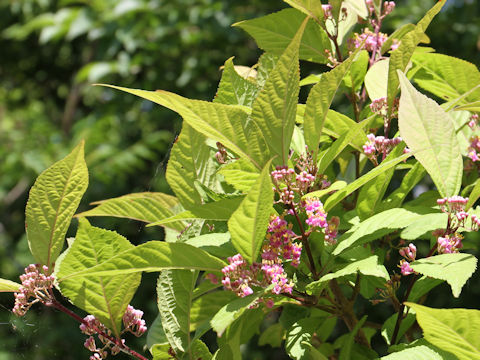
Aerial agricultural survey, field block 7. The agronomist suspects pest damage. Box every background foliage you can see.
[0,0,479,359]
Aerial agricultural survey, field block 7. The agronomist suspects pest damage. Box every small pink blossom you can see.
[399,260,414,276]
[399,243,416,261]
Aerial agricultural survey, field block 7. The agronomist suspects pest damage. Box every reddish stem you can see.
[46,300,149,360]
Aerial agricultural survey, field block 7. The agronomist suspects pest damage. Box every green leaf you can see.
[338,316,367,360]
[411,53,480,103]
[304,50,358,160]
[303,181,347,200]
[387,0,446,111]
[307,256,389,292]
[398,71,463,198]
[234,9,330,64]
[381,345,444,360]
[409,253,477,298]
[379,162,426,211]
[409,276,444,303]
[382,310,416,346]
[250,19,305,165]
[286,317,322,360]
[218,159,260,193]
[191,340,213,360]
[344,50,369,92]
[323,110,367,151]
[148,197,244,226]
[258,323,285,348]
[454,100,480,112]
[380,23,416,55]
[151,344,171,360]
[56,219,140,337]
[185,233,236,259]
[0,278,22,292]
[324,152,412,212]
[76,192,184,231]
[467,179,480,210]
[400,213,447,240]
[99,84,266,170]
[332,207,428,256]
[146,315,168,350]
[406,303,480,360]
[26,141,88,268]
[256,52,278,89]
[166,123,213,209]
[211,291,266,336]
[317,120,368,174]
[365,58,389,100]
[190,291,237,332]
[214,57,259,106]
[56,241,226,282]
[228,160,274,264]
[157,269,197,355]
[357,145,405,220]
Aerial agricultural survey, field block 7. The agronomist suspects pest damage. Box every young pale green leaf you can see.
[386,0,446,111]
[234,9,330,64]
[26,141,88,269]
[379,162,426,211]
[398,71,462,198]
[56,241,226,282]
[365,58,389,101]
[324,152,411,212]
[211,291,265,336]
[228,160,274,264]
[0,278,21,292]
[214,57,259,106]
[381,345,444,360]
[157,269,197,355]
[148,197,244,226]
[406,303,480,360]
[304,49,358,160]
[332,207,427,256]
[99,85,266,170]
[76,192,184,231]
[250,19,305,165]
[400,213,447,240]
[411,53,480,103]
[283,0,324,22]
[56,219,140,337]
[166,123,213,209]
[410,253,477,297]
[356,145,405,220]
[303,181,347,200]
[190,291,237,332]
[218,159,260,193]
[307,256,389,292]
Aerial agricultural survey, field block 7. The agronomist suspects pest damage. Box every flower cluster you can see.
[363,133,403,159]
[351,29,388,53]
[365,0,396,16]
[437,196,468,218]
[437,234,463,254]
[467,135,480,162]
[221,254,260,297]
[264,216,302,267]
[398,243,416,276]
[13,264,54,316]
[80,306,147,359]
[468,114,478,129]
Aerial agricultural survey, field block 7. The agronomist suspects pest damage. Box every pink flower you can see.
[399,260,414,276]
[399,243,416,261]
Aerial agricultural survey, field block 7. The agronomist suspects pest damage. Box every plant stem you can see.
[329,279,371,348]
[46,300,149,360]
[289,204,319,280]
